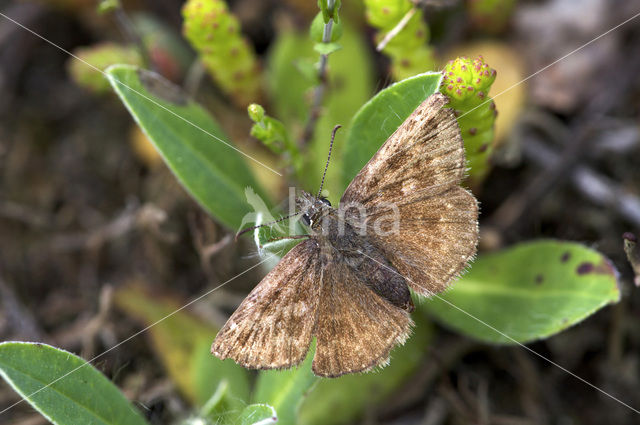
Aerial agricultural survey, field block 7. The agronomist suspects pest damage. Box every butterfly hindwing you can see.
[312,256,413,377]
[211,239,321,370]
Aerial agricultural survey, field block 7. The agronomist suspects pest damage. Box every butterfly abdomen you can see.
[314,212,414,312]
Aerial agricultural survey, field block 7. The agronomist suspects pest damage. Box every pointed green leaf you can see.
[0,342,148,425]
[341,72,443,193]
[238,404,277,425]
[191,339,251,415]
[313,42,342,55]
[424,240,621,344]
[106,64,270,230]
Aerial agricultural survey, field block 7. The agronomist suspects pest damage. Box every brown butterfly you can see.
[211,93,478,377]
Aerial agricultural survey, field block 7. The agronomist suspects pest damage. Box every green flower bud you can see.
[440,55,498,186]
[441,56,497,102]
[248,103,265,123]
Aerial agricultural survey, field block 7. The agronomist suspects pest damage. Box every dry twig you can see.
[51,202,176,252]
[623,232,640,286]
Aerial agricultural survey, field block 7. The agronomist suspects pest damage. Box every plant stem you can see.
[299,0,336,148]
[623,233,640,287]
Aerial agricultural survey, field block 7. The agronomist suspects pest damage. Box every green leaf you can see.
[239,186,304,262]
[299,314,433,425]
[191,339,251,417]
[267,33,315,128]
[113,284,250,409]
[198,379,229,418]
[341,72,442,192]
[238,404,277,425]
[310,12,343,42]
[424,240,621,344]
[252,344,317,425]
[253,216,306,263]
[106,64,270,230]
[313,42,342,55]
[267,24,374,201]
[0,342,148,425]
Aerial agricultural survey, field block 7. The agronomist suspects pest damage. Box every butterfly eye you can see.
[320,198,331,206]
[301,213,311,225]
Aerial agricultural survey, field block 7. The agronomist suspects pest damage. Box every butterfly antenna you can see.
[235,211,303,242]
[317,125,341,198]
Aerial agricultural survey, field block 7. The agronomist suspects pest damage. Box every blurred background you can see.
[1,0,640,424]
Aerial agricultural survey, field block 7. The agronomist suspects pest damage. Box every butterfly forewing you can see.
[312,256,413,377]
[365,186,478,295]
[340,93,478,296]
[341,93,465,207]
[211,239,321,370]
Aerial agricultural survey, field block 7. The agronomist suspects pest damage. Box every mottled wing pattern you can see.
[312,256,413,377]
[340,93,478,296]
[214,93,476,377]
[341,93,466,206]
[211,240,321,369]
[366,186,478,295]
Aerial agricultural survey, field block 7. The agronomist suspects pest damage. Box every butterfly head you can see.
[296,191,332,227]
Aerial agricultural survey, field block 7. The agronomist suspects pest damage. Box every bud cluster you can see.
[441,56,497,184]
[182,0,260,107]
[363,0,436,80]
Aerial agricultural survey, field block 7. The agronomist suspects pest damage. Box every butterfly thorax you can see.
[296,191,414,312]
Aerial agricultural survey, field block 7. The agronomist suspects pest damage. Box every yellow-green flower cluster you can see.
[182,0,260,107]
[363,0,435,80]
[467,0,516,34]
[68,42,142,94]
[440,56,497,184]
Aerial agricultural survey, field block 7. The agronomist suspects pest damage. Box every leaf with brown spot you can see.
[424,240,621,344]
